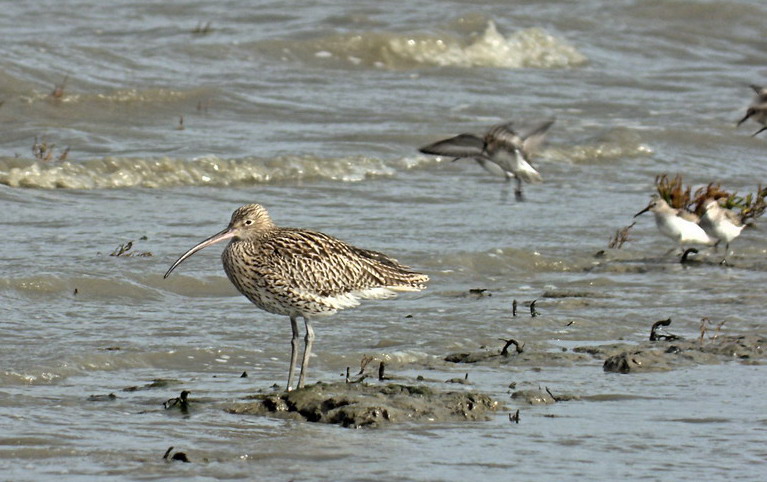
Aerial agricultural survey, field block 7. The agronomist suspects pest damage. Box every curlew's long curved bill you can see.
[163,227,236,279]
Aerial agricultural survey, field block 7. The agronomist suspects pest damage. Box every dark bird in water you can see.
[419,119,554,201]
[737,84,767,137]
[164,204,429,391]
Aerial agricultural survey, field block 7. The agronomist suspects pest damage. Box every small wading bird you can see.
[164,204,429,391]
[419,119,554,201]
[634,196,715,254]
[699,198,747,264]
[737,84,767,137]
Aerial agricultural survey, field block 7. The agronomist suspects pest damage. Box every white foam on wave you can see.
[281,21,587,70]
[385,22,587,69]
[0,154,441,190]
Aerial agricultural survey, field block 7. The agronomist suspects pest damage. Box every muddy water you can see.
[1,0,766,480]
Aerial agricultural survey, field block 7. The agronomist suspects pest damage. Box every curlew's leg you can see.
[297,317,315,389]
[287,316,300,391]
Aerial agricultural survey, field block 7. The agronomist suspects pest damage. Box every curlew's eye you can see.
[244,219,253,226]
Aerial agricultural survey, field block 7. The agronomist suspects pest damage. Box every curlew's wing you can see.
[419,134,487,159]
[258,229,428,301]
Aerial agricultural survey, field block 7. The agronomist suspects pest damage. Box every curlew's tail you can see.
[349,246,429,293]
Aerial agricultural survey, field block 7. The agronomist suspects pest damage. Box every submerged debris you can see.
[467,288,492,298]
[649,318,681,341]
[109,237,153,257]
[499,338,525,356]
[164,390,191,411]
[608,221,635,249]
[511,388,555,405]
[530,299,540,317]
[123,378,183,392]
[680,248,699,264]
[163,447,190,463]
[87,393,117,402]
[446,342,587,365]
[445,373,471,384]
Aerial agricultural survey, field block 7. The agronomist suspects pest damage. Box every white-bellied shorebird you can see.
[164,204,429,391]
[634,196,715,253]
[419,119,554,201]
[737,84,767,136]
[699,198,746,263]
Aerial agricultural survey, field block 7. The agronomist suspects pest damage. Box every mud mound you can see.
[227,381,502,428]
[572,335,766,373]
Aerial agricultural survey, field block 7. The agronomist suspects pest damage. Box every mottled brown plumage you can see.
[164,204,428,390]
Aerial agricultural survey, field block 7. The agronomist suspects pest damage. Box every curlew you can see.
[418,119,554,201]
[164,204,429,390]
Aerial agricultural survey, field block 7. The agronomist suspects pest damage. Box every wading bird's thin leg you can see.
[720,242,732,265]
[287,316,300,391]
[297,317,315,389]
[514,178,524,202]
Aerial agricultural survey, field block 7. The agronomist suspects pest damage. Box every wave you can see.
[0,274,165,300]
[0,347,245,385]
[14,87,209,107]
[430,247,581,275]
[544,128,654,164]
[0,154,440,189]
[264,21,587,70]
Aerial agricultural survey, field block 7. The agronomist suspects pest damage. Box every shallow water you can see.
[2,0,767,480]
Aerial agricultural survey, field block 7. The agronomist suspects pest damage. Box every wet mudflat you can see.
[178,324,764,429]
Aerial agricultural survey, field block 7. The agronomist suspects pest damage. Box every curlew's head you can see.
[164,204,276,279]
[228,204,276,235]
